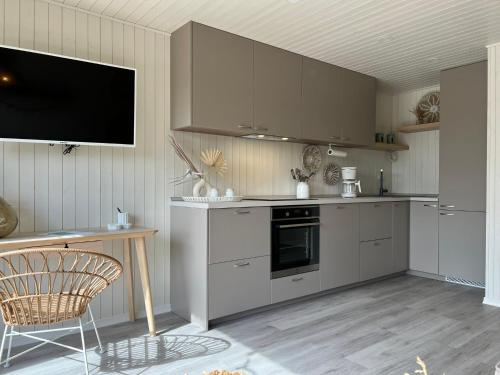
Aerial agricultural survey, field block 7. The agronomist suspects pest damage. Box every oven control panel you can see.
[272,206,320,220]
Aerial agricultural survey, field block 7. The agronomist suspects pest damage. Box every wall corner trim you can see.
[483,297,500,308]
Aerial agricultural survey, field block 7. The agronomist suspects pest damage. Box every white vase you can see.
[193,178,212,197]
[296,182,310,199]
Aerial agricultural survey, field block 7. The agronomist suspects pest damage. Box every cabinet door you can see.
[254,42,302,139]
[360,239,393,281]
[320,204,360,290]
[439,210,485,284]
[409,202,439,274]
[440,62,486,212]
[209,256,271,319]
[359,202,393,241]
[209,207,270,264]
[393,202,409,272]
[301,57,343,141]
[192,23,254,133]
[340,69,376,146]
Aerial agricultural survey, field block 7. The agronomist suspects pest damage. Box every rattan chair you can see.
[0,248,123,374]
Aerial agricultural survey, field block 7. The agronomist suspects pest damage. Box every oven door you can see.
[271,219,320,279]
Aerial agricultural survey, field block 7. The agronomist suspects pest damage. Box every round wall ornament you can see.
[412,91,440,124]
[323,163,340,185]
[302,145,322,173]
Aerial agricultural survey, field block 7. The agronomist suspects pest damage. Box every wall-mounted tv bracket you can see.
[48,144,80,155]
[63,145,79,155]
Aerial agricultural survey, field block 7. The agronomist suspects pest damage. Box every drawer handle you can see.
[424,204,437,208]
[235,210,251,215]
[440,205,455,208]
[234,262,250,268]
[374,242,380,246]
[253,126,268,132]
[336,206,345,209]
[237,123,252,129]
[279,222,321,229]
[329,135,341,140]
[341,136,351,141]
[374,204,381,208]
[440,213,455,216]
[292,277,304,282]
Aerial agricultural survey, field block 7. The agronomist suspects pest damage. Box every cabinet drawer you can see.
[360,203,393,241]
[271,271,320,304]
[360,239,393,281]
[209,207,270,264]
[209,256,271,319]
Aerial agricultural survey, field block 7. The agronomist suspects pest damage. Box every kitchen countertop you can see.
[170,194,439,209]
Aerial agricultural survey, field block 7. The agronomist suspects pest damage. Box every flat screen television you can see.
[0,45,136,147]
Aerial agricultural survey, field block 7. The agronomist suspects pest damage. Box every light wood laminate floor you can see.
[3,275,499,375]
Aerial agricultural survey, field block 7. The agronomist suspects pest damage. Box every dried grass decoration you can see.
[203,371,243,375]
[200,148,228,176]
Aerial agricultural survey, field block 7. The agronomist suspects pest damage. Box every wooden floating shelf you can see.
[364,142,409,152]
[397,122,440,133]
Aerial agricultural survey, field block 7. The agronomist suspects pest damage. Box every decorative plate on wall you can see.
[302,145,322,173]
[323,163,340,186]
[412,91,440,124]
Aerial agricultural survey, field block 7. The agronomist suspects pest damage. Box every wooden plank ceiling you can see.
[51,0,500,91]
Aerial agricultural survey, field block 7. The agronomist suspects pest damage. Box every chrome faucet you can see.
[379,169,388,197]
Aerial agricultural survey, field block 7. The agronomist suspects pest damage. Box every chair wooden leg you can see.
[79,318,89,375]
[88,307,103,353]
[0,325,7,365]
[4,326,13,368]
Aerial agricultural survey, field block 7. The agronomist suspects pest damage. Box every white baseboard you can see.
[6,303,172,348]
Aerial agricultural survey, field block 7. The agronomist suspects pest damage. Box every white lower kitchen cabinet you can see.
[359,238,393,281]
[409,201,439,274]
[209,256,271,319]
[271,271,320,304]
[320,204,360,290]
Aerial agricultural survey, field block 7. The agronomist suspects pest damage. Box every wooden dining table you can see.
[0,226,158,336]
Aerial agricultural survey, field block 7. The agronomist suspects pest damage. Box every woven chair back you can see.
[0,248,122,326]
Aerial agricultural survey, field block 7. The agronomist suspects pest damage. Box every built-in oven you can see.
[271,205,320,279]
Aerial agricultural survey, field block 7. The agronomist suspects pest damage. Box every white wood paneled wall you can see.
[0,0,173,323]
[172,132,392,197]
[0,0,392,330]
[391,84,440,194]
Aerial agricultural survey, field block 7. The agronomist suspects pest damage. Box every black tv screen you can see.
[0,45,136,147]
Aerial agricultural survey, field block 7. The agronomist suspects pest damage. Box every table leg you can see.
[123,238,135,321]
[135,236,157,336]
